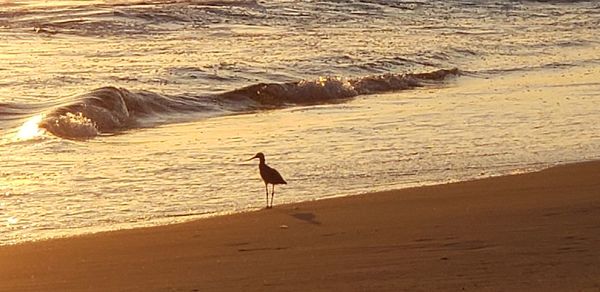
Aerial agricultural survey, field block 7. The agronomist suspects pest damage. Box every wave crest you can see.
[221,76,358,107]
[41,112,98,138]
[37,68,459,139]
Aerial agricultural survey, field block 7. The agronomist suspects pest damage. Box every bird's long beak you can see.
[247,155,258,161]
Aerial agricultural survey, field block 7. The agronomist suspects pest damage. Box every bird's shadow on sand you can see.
[290,212,321,225]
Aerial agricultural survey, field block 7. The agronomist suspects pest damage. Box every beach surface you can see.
[1,161,600,291]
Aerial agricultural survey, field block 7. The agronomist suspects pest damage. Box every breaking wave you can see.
[36,68,459,139]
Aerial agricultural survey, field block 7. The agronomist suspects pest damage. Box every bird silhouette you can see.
[249,152,287,208]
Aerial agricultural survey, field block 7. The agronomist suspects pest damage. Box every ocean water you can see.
[1,0,599,245]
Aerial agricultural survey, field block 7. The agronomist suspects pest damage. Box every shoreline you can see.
[0,160,553,247]
[1,161,600,291]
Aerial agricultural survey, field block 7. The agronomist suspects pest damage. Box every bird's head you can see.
[249,152,265,161]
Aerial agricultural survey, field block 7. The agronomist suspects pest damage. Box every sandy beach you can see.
[1,161,600,291]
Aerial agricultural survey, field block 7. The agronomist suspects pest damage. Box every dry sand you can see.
[1,161,600,291]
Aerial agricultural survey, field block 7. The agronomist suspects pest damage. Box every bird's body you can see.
[259,163,287,185]
[250,152,286,208]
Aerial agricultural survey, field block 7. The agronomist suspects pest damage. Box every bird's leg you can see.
[270,184,275,208]
[265,183,270,209]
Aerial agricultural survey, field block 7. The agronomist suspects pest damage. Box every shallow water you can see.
[1,0,599,245]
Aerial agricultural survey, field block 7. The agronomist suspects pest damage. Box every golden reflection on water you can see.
[1,0,105,7]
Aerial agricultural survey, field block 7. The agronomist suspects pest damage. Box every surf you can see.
[26,68,459,139]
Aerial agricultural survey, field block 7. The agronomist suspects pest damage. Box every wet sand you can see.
[1,161,600,291]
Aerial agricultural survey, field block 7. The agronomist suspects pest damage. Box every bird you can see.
[248,152,287,208]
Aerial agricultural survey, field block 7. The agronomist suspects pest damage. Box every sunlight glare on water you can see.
[15,114,45,141]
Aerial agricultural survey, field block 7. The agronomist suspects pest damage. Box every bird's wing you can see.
[265,165,287,184]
